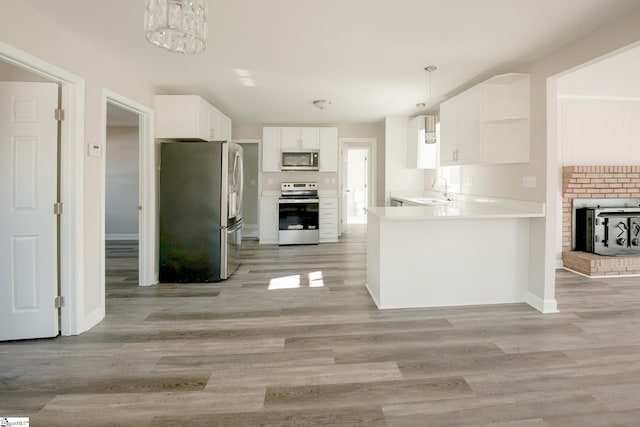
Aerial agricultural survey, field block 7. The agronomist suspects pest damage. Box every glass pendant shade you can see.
[145,0,207,54]
[423,66,438,144]
[425,114,437,144]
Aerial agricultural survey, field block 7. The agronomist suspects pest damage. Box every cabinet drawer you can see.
[320,228,338,237]
[320,218,337,228]
[319,209,337,219]
[320,198,338,209]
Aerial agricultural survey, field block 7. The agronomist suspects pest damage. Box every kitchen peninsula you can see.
[366,193,546,311]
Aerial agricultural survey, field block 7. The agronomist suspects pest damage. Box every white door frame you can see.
[233,138,260,238]
[102,90,156,295]
[0,41,86,335]
[339,138,377,234]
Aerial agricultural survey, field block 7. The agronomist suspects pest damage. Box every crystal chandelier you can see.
[144,0,208,55]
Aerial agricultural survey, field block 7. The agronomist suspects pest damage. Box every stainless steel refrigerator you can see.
[159,141,243,282]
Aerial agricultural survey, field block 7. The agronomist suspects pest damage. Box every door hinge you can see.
[55,295,65,309]
[54,108,65,121]
[53,202,64,215]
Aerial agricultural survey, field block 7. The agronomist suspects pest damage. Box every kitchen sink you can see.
[406,197,451,205]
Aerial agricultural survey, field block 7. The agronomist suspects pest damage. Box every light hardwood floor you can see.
[2,226,640,426]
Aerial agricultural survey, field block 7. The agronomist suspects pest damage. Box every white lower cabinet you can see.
[258,196,279,244]
[319,197,339,242]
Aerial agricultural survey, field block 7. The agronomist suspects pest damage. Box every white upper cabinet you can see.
[262,126,337,172]
[479,73,530,163]
[262,127,281,172]
[439,73,530,165]
[155,95,232,141]
[218,110,232,141]
[407,115,438,169]
[319,127,338,171]
[281,127,320,150]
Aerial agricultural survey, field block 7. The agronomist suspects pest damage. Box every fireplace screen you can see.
[575,207,640,256]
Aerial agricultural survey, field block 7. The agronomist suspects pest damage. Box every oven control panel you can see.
[281,182,318,191]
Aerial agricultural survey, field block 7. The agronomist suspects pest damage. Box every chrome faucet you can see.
[432,176,450,200]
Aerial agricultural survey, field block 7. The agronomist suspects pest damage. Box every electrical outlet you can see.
[523,176,537,188]
[466,175,473,186]
[88,142,102,157]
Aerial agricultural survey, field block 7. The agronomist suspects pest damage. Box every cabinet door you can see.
[208,106,220,140]
[262,127,281,172]
[319,127,338,172]
[219,113,232,141]
[439,98,458,165]
[258,196,279,244]
[456,86,481,164]
[280,127,301,150]
[155,95,209,141]
[300,127,320,149]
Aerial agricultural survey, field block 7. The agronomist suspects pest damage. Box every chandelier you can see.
[144,0,208,55]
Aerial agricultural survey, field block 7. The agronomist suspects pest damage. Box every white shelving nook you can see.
[440,73,530,166]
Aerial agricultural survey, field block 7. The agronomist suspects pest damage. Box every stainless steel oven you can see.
[278,182,319,245]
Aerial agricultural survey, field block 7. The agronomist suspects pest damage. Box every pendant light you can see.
[424,65,437,144]
[144,0,208,55]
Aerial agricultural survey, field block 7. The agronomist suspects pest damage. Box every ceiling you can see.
[21,0,640,124]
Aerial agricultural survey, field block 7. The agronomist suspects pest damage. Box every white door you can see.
[347,149,368,224]
[0,82,59,341]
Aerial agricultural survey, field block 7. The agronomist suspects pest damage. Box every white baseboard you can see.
[80,306,105,335]
[365,283,382,309]
[526,292,559,314]
[106,234,139,241]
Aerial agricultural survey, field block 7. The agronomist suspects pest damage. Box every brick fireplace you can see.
[562,166,640,276]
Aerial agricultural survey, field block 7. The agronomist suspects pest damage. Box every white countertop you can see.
[369,192,545,220]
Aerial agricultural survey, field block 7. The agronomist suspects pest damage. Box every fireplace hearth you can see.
[563,166,640,276]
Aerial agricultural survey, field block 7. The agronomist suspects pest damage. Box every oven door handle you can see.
[278,198,320,204]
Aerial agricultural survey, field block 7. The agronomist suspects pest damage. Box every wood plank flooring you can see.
[2,226,640,426]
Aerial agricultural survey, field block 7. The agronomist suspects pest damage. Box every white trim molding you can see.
[0,40,87,336]
[102,89,157,291]
[339,137,377,235]
[526,292,559,314]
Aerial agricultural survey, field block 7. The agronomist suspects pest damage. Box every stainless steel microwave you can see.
[281,150,319,171]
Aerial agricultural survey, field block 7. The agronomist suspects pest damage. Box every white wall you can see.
[106,126,139,238]
[559,97,640,165]
[384,117,424,205]
[0,2,156,325]
[0,60,49,81]
[522,8,640,309]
